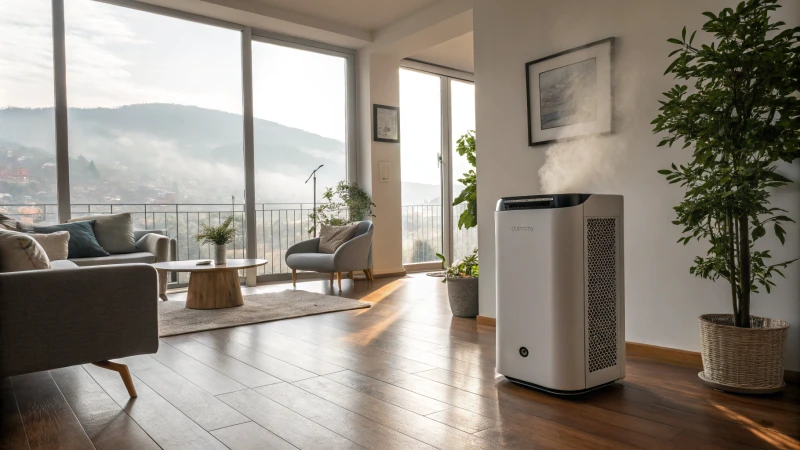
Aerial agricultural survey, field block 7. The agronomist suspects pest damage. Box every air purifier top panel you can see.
[496,194,591,211]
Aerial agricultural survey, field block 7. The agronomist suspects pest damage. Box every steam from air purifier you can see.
[537,67,638,195]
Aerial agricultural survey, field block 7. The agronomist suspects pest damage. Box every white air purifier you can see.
[495,194,625,394]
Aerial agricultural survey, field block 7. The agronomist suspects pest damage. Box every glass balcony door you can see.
[399,69,443,265]
[251,39,350,275]
[399,66,475,267]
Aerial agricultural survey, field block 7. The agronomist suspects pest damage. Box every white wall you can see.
[474,0,800,369]
[356,52,406,275]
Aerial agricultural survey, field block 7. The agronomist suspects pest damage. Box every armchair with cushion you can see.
[285,221,374,290]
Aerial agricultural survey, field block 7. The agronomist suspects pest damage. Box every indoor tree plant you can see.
[453,130,477,230]
[652,0,799,393]
[308,181,375,234]
[195,215,237,265]
[436,248,479,317]
[437,130,480,317]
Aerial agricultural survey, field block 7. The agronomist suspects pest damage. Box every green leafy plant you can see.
[308,181,376,234]
[453,131,477,230]
[651,0,799,328]
[195,216,236,246]
[436,248,479,283]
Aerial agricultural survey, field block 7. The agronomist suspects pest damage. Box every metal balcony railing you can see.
[2,201,478,275]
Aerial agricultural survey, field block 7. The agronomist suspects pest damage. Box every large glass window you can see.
[2,0,355,280]
[252,41,348,274]
[400,69,443,264]
[65,0,245,264]
[0,0,58,224]
[451,79,477,261]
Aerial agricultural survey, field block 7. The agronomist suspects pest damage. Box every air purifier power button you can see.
[519,347,529,357]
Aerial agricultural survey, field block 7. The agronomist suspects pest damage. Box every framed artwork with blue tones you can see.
[526,38,614,146]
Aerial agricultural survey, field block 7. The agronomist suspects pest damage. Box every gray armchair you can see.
[285,221,374,290]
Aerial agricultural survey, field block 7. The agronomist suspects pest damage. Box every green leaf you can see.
[775,223,786,245]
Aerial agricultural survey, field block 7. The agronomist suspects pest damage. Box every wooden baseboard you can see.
[626,342,702,367]
[626,341,799,385]
[371,268,407,278]
[476,315,496,327]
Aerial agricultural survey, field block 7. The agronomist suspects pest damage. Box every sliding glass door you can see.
[0,0,58,225]
[251,40,349,275]
[64,0,245,270]
[399,66,476,267]
[450,79,477,261]
[399,69,443,264]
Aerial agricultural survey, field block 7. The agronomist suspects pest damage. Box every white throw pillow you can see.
[0,229,51,272]
[30,231,70,261]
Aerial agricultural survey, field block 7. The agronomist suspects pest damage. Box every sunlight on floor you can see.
[713,403,799,448]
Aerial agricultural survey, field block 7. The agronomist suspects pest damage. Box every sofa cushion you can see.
[70,252,155,267]
[50,260,79,270]
[30,231,70,261]
[319,223,358,254]
[34,221,109,259]
[68,212,137,254]
[0,212,33,232]
[0,229,50,272]
[286,253,335,272]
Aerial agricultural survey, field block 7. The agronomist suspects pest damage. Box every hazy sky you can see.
[0,0,346,141]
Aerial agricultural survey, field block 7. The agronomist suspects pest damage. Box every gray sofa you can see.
[70,229,175,266]
[68,229,176,297]
[0,261,159,397]
[285,221,374,290]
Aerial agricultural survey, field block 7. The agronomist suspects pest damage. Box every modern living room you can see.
[1,0,798,449]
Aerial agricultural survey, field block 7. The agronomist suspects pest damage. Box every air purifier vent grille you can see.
[586,217,618,373]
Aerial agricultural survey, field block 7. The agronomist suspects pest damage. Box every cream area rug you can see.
[158,289,370,337]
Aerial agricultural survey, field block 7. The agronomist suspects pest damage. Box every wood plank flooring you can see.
[2,274,798,449]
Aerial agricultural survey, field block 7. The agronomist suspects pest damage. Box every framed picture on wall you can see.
[373,104,400,143]
[526,37,614,146]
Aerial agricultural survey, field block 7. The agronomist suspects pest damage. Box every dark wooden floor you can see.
[2,274,798,449]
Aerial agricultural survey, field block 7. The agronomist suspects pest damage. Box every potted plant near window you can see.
[195,216,237,265]
[437,130,479,317]
[308,181,376,234]
[652,0,799,393]
[437,248,479,317]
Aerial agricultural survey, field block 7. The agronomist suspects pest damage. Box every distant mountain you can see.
[0,104,346,204]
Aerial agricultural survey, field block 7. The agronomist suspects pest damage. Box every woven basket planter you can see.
[699,314,789,393]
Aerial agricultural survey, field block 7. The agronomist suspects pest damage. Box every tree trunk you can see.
[737,215,752,328]
[726,209,739,326]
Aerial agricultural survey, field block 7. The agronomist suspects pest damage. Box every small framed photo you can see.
[526,37,614,146]
[373,104,400,143]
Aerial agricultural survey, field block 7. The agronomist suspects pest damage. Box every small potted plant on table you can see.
[437,249,479,318]
[195,216,236,265]
[652,0,798,393]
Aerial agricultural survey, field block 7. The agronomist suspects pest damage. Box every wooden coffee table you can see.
[152,259,268,309]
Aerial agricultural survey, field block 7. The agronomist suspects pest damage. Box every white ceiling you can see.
[248,0,440,31]
[410,31,474,73]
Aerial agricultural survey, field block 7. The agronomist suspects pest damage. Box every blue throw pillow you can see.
[33,221,110,259]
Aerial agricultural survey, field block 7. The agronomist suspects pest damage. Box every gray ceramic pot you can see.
[214,244,227,265]
[446,277,479,318]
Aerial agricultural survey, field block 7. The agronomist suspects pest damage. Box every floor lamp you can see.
[305,165,324,237]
